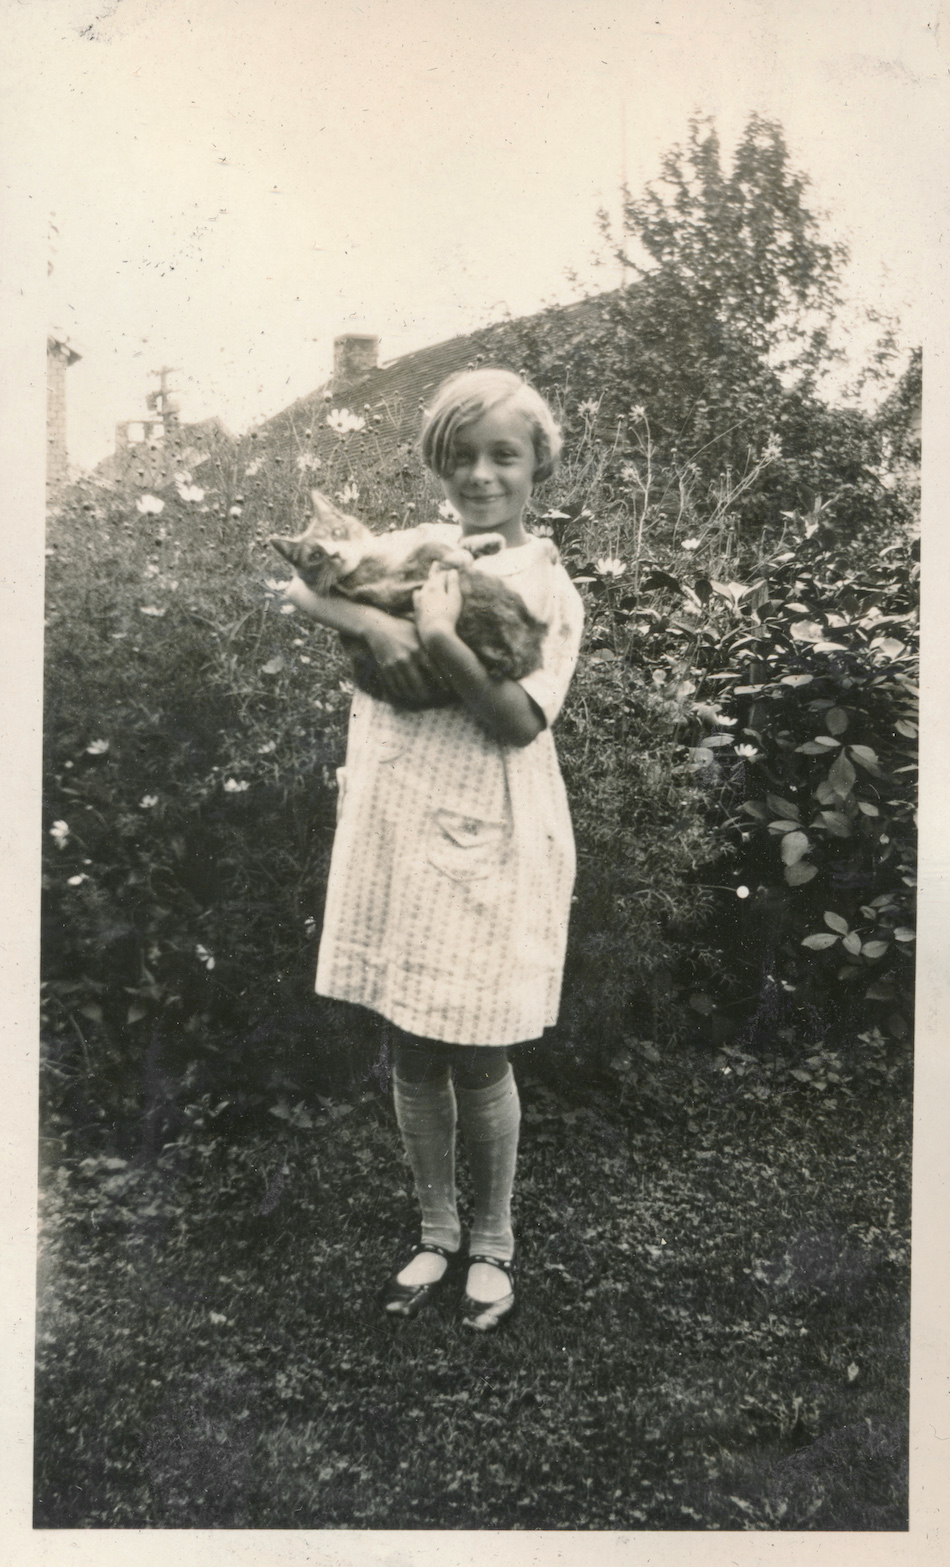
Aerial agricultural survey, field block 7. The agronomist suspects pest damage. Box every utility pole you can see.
[146,366,181,435]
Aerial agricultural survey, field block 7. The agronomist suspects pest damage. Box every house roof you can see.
[88,415,236,487]
[249,292,611,466]
[254,326,502,463]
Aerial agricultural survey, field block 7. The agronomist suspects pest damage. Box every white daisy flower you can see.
[595,557,626,578]
[326,408,366,436]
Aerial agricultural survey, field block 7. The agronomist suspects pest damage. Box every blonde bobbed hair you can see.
[420,367,562,484]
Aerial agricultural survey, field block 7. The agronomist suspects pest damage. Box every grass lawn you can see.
[33,1036,910,1531]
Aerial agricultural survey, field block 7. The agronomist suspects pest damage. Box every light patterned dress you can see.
[315,529,585,1046]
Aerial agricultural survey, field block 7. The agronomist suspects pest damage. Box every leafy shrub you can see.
[513,423,916,1061]
[41,478,376,1141]
[42,358,918,1140]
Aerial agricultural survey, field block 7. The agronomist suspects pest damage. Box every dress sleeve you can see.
[518,563,585,728]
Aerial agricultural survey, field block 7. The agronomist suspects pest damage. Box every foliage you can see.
[41,476,368,1138]
[615,112,846,385]
[520,428,917,1055]
[230,397,441,535]
[42,392,918,1135]
[709,517,918,1046]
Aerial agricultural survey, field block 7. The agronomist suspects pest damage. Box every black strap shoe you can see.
[459,1253,516,1333]
[381,1241,460,1319]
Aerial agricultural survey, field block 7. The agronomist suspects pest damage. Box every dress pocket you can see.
[425,809,510,883]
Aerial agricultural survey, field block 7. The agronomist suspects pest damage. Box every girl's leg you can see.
[455,1048,520,1305]
[391,1035,461,1287]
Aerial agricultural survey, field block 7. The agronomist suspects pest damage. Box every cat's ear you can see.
[269,534,305,566]
[310,490,344,527]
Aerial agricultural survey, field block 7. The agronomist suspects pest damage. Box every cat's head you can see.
[269,490,372,590]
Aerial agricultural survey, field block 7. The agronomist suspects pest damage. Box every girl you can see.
[283,368,583,1331]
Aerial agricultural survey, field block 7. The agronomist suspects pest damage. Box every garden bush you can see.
[42,387,916,1145]
[42,477,364,1143]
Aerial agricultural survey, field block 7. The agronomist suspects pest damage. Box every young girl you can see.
[283,368,583,1331]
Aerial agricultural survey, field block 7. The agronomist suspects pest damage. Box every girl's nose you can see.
[470,451,495,482]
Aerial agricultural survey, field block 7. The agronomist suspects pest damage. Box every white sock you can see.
[392,1071,461,1272]
[456,1067,520,1278]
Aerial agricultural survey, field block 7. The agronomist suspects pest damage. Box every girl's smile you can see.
[443,405,536,547]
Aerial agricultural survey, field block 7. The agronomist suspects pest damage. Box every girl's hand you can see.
[364,613,446,704]
[413,564,463,647]
[282,573,444,703]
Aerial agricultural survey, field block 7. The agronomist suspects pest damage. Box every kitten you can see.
[270,492,549,703]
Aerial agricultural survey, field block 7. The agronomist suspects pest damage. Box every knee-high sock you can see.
[392,1072,461,1253]
[456,1067,520,1262]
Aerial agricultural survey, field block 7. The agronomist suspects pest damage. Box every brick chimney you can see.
[332,333,379,389]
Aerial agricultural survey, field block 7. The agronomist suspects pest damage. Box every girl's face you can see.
[442,403,536,546]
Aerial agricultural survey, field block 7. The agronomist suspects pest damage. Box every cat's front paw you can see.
[465,533,505,559]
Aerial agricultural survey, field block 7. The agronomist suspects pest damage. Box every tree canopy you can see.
[481,113,910,542]
[618,114,846,363]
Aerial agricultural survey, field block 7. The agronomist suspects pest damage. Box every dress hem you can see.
[314,980,560,1049]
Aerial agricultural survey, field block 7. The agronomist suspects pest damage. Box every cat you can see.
[270,491,550,705]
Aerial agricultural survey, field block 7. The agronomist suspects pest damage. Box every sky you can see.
[5,0,948,470]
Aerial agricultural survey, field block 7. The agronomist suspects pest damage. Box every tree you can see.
[480,114,894,542]
[618,115,845,368]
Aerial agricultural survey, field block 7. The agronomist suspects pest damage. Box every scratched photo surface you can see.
[9,0,943,1550]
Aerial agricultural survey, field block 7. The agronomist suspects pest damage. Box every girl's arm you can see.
[412,567,544,748]
[282,574,444,705]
